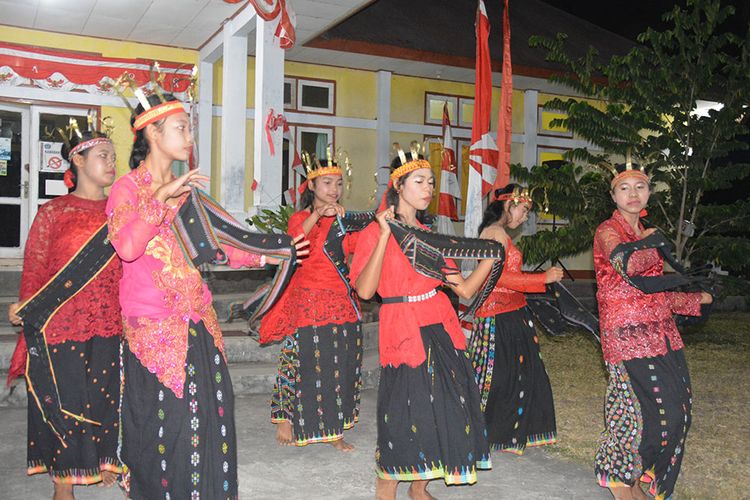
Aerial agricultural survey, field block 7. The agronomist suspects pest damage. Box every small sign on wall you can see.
[40,142,69,173]
[0,137,11,161]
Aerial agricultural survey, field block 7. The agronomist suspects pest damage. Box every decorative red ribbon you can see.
[265,109,286,156]
[63,169,75,188]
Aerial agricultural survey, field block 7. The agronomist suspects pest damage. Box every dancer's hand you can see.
[640,228,658,239]
[8,302,22,326]
[545,267,564,283]
[154,169,208,203]
[376,206,394,237]
[315,203,345,218]
[265,234,310,265]
[700,292,713,304]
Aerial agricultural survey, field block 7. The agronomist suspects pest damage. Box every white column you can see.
[197,60,214,187]
[253,15,284,209]
[373,71,392,208]
[523,89,538,168]
[220,28,249,219]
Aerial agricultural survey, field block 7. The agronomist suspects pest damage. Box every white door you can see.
[0,103,30,258]
[29,105,94,223]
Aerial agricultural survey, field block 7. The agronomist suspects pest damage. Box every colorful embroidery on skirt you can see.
[469,316,496,413]
[595,362,644,487]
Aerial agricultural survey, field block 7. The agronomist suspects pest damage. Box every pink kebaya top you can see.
[106,164,262,397]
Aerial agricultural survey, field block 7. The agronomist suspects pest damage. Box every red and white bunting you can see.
[0,42,193,99]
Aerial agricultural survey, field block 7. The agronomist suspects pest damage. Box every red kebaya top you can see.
[349,221,464,368]
[476,239,546,317]
[594,210,702,364]
[7,194,122,384]
[259,210,359,343]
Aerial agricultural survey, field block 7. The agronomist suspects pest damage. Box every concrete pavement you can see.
[0,389,609,499]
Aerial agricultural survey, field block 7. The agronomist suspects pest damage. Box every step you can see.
[0,270,21,297]
[0,343,381,407]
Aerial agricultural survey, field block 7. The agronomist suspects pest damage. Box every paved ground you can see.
[0,390,610,499]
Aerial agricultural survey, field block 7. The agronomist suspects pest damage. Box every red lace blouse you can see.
[349,221,464,368]
[476,239,547,317]
[7,194,122,384]
[594,210,702,364]
[258,210,359,343]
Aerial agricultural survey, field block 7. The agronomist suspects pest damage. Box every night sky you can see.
[539,0,750,41]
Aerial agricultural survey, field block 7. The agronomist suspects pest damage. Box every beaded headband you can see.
[610,168,649,189]
[67,137,113,161]
[497,186,533,207]
[307,166,343,180]
[133,101,186,130]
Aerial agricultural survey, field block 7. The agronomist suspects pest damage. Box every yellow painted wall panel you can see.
[336,127,377,210]
[210,116,222,199]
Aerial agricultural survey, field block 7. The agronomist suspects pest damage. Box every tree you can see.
[528,0,750,276]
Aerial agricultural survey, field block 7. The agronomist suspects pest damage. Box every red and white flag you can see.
[436,103,460,234]
[466,0,498,238]
[493,0,512,194]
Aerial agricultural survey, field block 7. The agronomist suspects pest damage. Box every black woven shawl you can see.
[17,189,295,444]
[387,220,505,319]
[321,211,374,320]
[526,282,601,342]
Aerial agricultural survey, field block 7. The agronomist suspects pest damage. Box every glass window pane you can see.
[0,204,21,247]
[0,109,23,198]
[284,82,292,106]
[300,85,330,109]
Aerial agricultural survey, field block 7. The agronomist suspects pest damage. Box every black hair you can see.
[477,183,520,234]
[386,152,431,224]
[129,93,180,170]
[60,130,109,191]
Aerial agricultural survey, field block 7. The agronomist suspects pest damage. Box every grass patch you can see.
[540,312,750,498]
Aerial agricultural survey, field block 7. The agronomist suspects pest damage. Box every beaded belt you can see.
[381,288,438,304]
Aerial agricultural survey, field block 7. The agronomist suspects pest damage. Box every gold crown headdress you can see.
[56,113,114,162]
[599,150,649,189]
[113,62,196,132]
[390,141,431,181]
[496,186,534,207]
[298,145,353,197]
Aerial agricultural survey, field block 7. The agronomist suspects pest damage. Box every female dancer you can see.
[8,130,122,499]
[106,93,305,499]
[593,164,711,499]
[351,151,495,500]
[261,157,362,451]
[469,184,562,454]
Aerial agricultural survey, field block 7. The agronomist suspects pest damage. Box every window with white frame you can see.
[297,79,335,114]
[283,77,297,109]
[425,93,473,128]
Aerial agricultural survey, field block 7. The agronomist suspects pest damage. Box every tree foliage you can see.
[528,0,750,275]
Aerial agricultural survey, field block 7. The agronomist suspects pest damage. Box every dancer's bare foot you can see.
[609,485,634,500]
[99,470,118,487]
[407,480,435,500]
[330,438,355,452]
[52,483,74,500]
[376,477,398,500]
[275,421,294,445]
